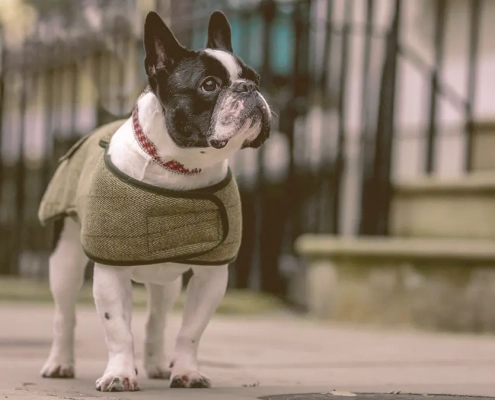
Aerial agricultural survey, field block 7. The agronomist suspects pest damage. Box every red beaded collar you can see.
[132,103,202,176]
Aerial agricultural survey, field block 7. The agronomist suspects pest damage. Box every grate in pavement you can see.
[259,393,495,400]
[0,338,50,347]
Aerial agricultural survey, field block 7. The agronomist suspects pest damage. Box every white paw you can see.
[145,363,172,380]
[96,373,139,392]
[40,359,74,378]
[170,370,211,388]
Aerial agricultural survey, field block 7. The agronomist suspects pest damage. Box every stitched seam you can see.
[147,217,220,236]
[147,210,220,219]
[147,240,220,255]
[83,233,150,239]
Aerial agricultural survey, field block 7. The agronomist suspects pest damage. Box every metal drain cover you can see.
[259,393,495,400]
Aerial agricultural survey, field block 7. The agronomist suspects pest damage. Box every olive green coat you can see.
[39,120,242,266]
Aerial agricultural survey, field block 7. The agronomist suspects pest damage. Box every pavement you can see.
[1,302,495,399]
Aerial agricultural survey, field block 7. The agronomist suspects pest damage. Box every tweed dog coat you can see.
[39,120,243,266]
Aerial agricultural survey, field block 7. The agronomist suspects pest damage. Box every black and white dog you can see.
[40,11,271,391]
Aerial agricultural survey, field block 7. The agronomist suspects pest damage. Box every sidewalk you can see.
[1,302,495,399]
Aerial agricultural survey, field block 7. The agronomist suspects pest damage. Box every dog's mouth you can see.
[208,139,229,149]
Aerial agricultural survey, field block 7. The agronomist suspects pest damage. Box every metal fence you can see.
[0,0,485,303]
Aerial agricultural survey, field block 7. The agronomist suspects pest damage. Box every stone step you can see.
[472,120,495,171]
[295,235,495,332]
[391,172,495,239]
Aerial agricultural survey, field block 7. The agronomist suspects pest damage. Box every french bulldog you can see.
[40,10,271,391]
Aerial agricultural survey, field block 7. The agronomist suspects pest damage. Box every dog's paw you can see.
[146,364,172,380]
[40,361,74,379]
[96,374,139,392]
[170,371,211,389]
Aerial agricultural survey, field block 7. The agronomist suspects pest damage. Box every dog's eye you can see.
[201,78,218,92]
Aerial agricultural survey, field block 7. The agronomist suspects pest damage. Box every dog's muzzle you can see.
[232,80,258,93]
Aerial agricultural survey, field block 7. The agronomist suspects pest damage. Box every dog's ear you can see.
[144,12,187,77]
[206,11,233,53]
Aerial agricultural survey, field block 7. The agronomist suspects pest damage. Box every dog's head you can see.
[143,11,271,162]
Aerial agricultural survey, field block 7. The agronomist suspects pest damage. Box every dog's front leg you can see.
[144,278,182,379]
[93,264,139,392]
[170,265,228,388]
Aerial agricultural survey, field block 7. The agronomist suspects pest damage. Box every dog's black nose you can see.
[209,139,228,149]
[232,80,257,93]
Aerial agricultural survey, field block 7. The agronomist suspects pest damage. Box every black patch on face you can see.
[242,120,270,149]
[104,312,110,320]
[153,54,233,148]
[238,58,261,87]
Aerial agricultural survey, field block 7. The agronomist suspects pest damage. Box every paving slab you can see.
[1,303,495,399]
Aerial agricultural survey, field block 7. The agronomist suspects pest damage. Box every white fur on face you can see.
[204,49,240,82]
[209,88,267,145]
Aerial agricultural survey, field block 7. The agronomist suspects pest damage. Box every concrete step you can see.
[391,172,495,239]
[472,120,495,172]
[296,235,495,332]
